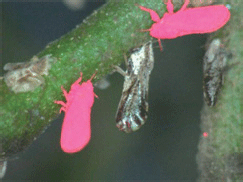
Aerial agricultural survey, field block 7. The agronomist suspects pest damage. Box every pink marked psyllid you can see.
[54,72,97,153]
[137,0,230,50]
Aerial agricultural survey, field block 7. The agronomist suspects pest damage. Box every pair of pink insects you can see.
[55,0,230,153]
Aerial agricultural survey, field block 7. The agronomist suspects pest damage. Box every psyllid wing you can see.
[115,41,154,133]
[202,39,230,106]
[60,98,92,153]
[164,5,230,34]
[116,78,148,133]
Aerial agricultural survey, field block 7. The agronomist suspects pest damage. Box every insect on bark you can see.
[54,72,98,153]
[114,41,154,133]
[3,55,54,93]
[203,39,231,107]
[137,0,230,50]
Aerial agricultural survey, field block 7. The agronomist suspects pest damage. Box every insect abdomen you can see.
[61,99,91,153]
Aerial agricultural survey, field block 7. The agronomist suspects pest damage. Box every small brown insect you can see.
[4,55,55,93]
[114,41,154,133]
[203,39,231,106]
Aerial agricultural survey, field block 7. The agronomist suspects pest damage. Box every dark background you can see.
[2,1,206,180]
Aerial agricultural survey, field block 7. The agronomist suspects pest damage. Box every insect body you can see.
[114,41,154,133]
[54,72,97,153]
[3,55,54,93]
[137,0,230,50]
[203,39,230,106]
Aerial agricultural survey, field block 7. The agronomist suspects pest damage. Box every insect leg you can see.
[59,107,67,113]
[94,93,99,98]
[112,65,126,76]
[179,0,190,12]
[89,71,97,81]
[72,73,83,87]
[157,39,163,51]
[61,86,68,99]
[136,4,161,22]
[54,100,67,113]
[164,0,174,14]
[54,100,66,107]
[139,29,151,32]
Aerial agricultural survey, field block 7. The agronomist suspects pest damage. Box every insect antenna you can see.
[90,70,98,81]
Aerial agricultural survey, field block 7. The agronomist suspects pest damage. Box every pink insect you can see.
[54,72,97,153]
[137,0,231,50]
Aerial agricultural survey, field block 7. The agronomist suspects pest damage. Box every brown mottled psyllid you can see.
[4,55,55,93]
[114,41,154,133]
[203,39,231,106]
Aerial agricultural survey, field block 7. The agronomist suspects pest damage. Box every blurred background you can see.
[2,1,207,180]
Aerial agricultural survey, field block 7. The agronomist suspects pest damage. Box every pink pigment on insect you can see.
[54,72,97,153]
[203,132,208,138]
[137,0,230,50]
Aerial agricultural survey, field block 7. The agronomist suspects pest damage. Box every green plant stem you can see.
[1,0,165,159]
[197,0,243,180]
